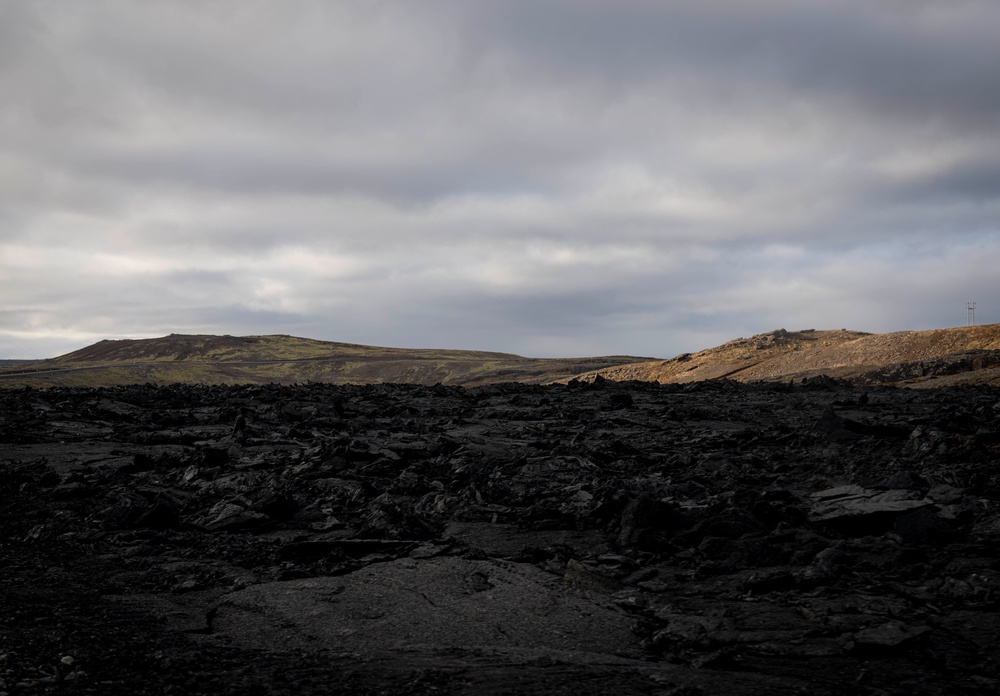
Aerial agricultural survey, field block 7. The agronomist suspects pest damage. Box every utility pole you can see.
[967,301,976,326]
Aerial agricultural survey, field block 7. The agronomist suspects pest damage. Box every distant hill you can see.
[568,325,1000,388]
[0,334,652,388]
[6,325,1000,390]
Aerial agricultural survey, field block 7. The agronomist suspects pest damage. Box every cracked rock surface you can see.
[2,379,1000,694]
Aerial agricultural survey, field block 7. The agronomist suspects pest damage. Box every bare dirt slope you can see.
[572,325,1000,388]
[0,334,650,388]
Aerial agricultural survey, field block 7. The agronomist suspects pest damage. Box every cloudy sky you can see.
[3,0,999,359]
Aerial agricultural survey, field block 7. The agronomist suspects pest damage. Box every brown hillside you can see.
[571,325,1000,388]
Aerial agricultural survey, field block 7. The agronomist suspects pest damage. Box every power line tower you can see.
[967,301,976,326]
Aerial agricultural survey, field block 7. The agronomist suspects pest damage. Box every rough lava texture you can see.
[2,378,1000,694]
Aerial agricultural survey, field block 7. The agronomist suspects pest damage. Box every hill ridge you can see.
[0,334,653,388]
[53,333,527,365]
[5,324,1000,389]
[570,324,1000,388]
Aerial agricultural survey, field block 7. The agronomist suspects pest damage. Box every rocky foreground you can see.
[2,379,999,694]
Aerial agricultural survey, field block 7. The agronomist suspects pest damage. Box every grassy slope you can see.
[0,334,651,388]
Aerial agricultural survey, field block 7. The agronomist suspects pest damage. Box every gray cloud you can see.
[475,1,1000,120]
[2,1,998,359]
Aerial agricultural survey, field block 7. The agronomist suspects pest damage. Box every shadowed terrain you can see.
[2,379,999,694]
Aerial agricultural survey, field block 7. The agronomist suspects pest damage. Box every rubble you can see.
[1,380,999,694]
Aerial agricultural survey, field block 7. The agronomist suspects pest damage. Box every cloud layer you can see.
[3,0,999,358]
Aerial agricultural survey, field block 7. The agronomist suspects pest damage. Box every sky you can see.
[3,0,1000,359]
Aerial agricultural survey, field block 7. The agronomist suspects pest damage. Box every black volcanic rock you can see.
[1,381,999,694]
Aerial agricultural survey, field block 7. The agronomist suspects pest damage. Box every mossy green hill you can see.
[0,334,651,388]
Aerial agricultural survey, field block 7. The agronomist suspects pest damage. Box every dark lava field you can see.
[2,378,1000,695]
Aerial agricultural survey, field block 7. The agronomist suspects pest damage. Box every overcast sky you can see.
[3,0,999,359]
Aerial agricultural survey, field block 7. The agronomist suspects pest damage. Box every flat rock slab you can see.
[212,556,641,659]
[809,486,932,522]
